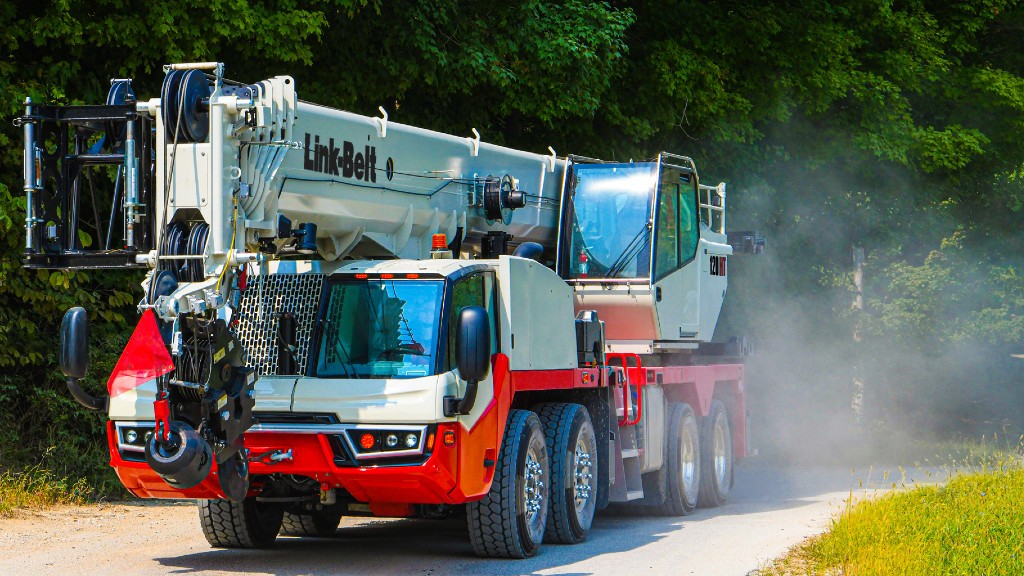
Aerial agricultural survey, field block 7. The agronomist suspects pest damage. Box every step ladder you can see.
[607,353,645,502]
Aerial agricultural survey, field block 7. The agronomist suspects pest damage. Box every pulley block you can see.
[161,69,211,143]
[483,174,527,225]
[104,79,135,149]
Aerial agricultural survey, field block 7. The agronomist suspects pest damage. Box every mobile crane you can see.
[19,62,763,558]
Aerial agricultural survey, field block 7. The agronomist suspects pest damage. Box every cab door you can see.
[447,272,503,497]
[651,166,701,340]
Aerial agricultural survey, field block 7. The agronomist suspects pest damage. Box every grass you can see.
[763,441,1024,575]
[0,462,94,516]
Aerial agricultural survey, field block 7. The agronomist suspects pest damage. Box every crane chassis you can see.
[17,62,763,557]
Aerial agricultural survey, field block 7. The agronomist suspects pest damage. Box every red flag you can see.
[107,310,175,397]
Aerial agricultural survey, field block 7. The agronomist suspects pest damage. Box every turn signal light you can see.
[443,430,456,447]
[360,433,376,450]
[426,432,435,450]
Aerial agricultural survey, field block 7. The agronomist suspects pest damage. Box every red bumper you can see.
[107,421,475,506]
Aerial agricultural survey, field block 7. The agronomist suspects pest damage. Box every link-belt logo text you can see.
[304,133,377,182]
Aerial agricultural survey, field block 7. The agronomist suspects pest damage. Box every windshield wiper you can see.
[606,223,651,278]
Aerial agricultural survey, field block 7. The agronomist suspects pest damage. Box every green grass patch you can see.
[0,463,94,516]
[764,462,1024,575]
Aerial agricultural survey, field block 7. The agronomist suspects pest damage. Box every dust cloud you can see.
[713,159,1024,466]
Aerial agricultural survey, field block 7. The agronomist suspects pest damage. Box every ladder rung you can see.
[624,490,645,501]
[621,448,640,459]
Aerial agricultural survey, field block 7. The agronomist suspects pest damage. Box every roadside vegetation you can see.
[762,441,1024,575]
[0,461,93,516]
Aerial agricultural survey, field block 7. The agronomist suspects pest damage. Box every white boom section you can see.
[137,69,565,319]
[271,102,565,259]
[146,73,564,261]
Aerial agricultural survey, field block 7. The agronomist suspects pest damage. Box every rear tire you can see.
[467,409,549,558]
[280,510,342,537]
[198,497,283,548]
[533,402,598,544]
[698,399,733,507]
[657,402,701,516]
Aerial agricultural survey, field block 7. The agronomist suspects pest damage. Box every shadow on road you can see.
[154,459,895,576]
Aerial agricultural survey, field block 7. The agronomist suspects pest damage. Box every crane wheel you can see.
[698,399,733,507]
[198,497,283,548]
[280,510,342,537]
[532,402,598,544]
[657,402,701,516]
[467,409,549,558]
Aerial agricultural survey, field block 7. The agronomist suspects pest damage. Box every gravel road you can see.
[0,460,937,576]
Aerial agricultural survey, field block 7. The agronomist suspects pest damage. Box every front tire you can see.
[199,496,283,548]
[467,409,549,558]
[533,402,598,544]
[698,399,733,507]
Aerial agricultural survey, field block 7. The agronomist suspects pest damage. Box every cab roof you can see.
[329,257,496,277]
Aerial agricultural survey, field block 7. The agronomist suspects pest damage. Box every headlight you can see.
[342,426,431,460]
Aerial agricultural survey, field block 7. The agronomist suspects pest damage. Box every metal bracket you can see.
[467,128,481,157]
[375,106,388,138]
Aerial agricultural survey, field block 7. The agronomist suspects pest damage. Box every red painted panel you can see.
[107,422,464,504]
[510,368,603,392]
[650,363,748,458]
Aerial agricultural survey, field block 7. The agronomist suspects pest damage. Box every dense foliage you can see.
[0,0,1022,486]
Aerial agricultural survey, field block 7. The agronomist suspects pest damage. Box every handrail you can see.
[607,352,644,426]
[698,182,726,233]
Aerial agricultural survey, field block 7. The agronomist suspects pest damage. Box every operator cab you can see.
[555,153,731,349]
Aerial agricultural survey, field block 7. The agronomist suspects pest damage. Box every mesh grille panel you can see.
[231,273,325,377]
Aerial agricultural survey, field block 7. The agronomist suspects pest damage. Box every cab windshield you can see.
[315,280,442,379]
[564,162,657,279]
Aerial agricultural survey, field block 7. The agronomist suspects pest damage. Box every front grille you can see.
[231,273,325,377]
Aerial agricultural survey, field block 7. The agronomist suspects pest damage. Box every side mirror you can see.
[448,306,490,416]
[59,307,89,379]
[59,307,106,411]
[455,306,490,382]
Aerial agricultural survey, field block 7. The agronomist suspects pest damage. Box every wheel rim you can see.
[572,435,595,516]
[523,442,547,543]
[713,414,730,487]
[680,420,699,501]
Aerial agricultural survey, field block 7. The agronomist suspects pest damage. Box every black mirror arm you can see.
[456,379,479,415]
[443,377,481,417]
[66,377,108,412]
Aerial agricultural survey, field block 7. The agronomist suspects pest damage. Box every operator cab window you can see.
[563,162,658,279]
